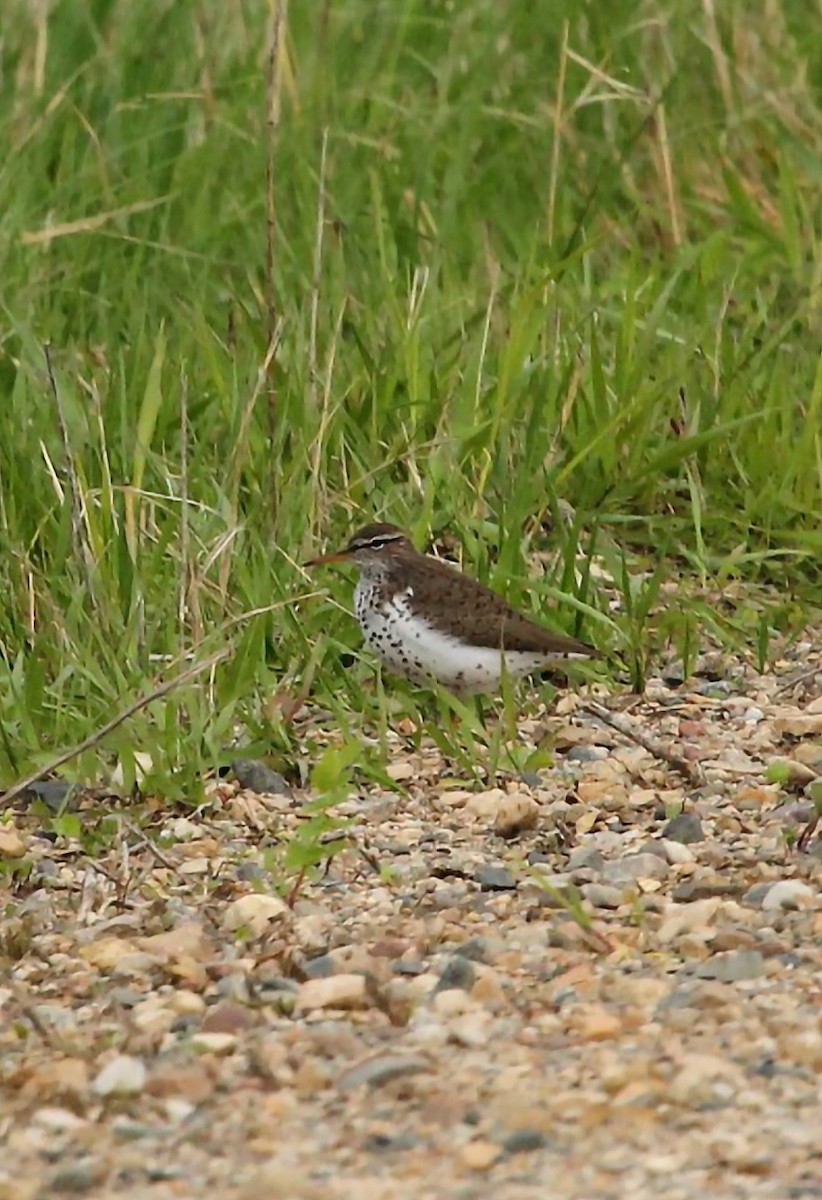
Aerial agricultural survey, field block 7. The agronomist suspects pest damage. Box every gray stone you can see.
[435,955,476,992]
[452,936,499,964]
[236,862,269,883]
[672,876,742,902]
[771,802,814,825]
[566,745,609,763]
[231,758,291,796]
[475,864,517,891]
[363,1131,420,1153]
[639,839,668,860]
[694,950,766,983]
[24,780,79,812]
[503,1129,551,1154]
[518,770,543,789]
[92,1054,146,1097]
[663,811,705,844]
[743,882,774,907]
[392,960,426,976]
[760,879,815,912]
[42,1162,105,1195]
[256,976,300,996]
[581,883,623,910]
[302,954,336,979]
[601,853,669,886]
[336,1053,431,1092]
[567,846,605,872]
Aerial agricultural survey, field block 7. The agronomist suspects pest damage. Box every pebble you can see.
[693,950,766,983]
[44,1162,105,1194]
[22,779,78,811]
[32,1107,89,1133]
[474,864,517,891]
[581,883,623,910]
[237,1164,324,1200]
[201,1001,256,1034]
[566,744,609,763]
[464,788,508,820]
[0,826,27,858]
[447,1013,491,1048]
[672,875,741,902]
[656,838,696,864]
[662,811,705,843]
[760,880,816,912]
[336,1053,431,1092]
[766,758,817,787]
[493,792,539,838]
[92,1054,147,1097]
[231,758,291,795]
[435,956,476,992]
[295,974,370,1012]
[503,1129,551,1154]
[771,801,814,825]
[601,853,669,886]
[668,1053,743,1106]
[460,1140,502,1171]
[452,936,502,964]
[567,846,606,871]
[189,1032,239,1055]
[222,893,289,935]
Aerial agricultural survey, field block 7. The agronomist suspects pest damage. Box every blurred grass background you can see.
[1,0,821,795]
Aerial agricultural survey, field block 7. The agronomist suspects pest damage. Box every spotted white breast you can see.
[354,582,585,694]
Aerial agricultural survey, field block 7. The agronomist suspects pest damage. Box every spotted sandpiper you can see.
[305,522,598,694]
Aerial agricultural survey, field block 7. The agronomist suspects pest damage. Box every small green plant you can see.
[278,741,362,902]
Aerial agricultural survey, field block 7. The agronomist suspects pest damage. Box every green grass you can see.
[1,0,821,797]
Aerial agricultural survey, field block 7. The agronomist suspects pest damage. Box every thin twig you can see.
[775,663,822,697]
[797,813,819,854]
[581,699,705,786]
[122,818,181,872]
[0,648,230,808]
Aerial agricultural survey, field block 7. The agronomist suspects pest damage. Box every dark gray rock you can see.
[663,811,705,844]
[392,960,426,976]
[231,758,291,796]
[25,780,78,812]
[567,846,605,872]
[581,883,623,910]
[363,1131,420,1153]
[435,956,476,992]
[601,853,669,886]
[452,936,497,964]
[742,882,774,907]
[565,745,609,764]
[518,770,543,789]
[693,950,766,983]
[475,864,517,891]
[503,1129,551,1154]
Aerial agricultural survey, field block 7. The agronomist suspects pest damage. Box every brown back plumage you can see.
[345,524,597,658]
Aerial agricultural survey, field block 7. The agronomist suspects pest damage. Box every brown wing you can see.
[393,552,597,657]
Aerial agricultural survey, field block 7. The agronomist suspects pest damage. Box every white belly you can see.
[354,584,570,694]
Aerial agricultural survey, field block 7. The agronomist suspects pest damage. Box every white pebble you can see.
[761,880,815,912]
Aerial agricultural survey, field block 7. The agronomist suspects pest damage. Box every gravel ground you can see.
[2,645,822,1200]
